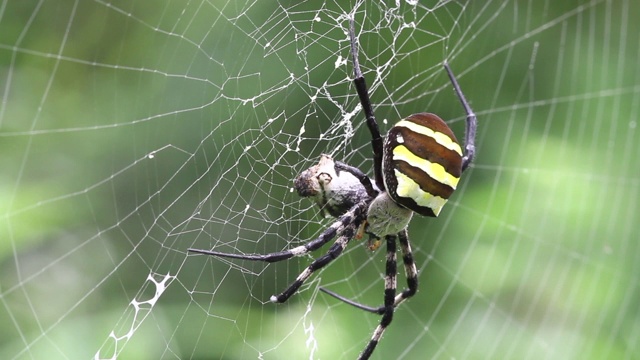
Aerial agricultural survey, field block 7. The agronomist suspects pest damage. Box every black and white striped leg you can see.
[188,202,367,264]
[271,222,358,303]
[319,229,418,313]
[358,235,398,360]
[394,229,418,306]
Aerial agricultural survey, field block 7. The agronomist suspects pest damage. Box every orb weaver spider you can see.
[189,16,476,359]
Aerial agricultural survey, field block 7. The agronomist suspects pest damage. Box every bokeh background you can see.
[1,1,639,359]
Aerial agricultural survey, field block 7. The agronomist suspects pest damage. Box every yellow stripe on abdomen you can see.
[395,119,463,156]
[394,170,448,216]
[392,145,460,189]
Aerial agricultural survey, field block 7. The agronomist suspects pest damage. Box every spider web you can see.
[1,0,639,359]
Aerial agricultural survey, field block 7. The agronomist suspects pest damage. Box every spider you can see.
[189,17,476,360]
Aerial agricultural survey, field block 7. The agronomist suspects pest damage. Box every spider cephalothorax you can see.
[189,16,477,360]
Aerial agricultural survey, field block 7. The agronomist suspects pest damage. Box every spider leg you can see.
[188,202,366,263]
[348,16,385,192]
[319,229,418,313]
[395,229,419,304]
[358,234,398,360]
[190,202,368,303]
[319,287,383,314]
[443,62,476,172]
[270,222,358,303]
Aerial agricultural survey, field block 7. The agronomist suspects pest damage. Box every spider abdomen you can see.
[382,113,463,217]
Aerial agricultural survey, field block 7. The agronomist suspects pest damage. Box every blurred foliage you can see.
[1,0,639,359]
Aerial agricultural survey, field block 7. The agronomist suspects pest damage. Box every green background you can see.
[1,1,638,359]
